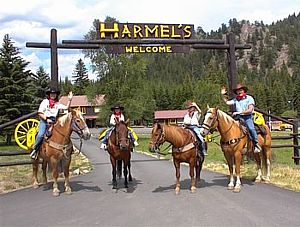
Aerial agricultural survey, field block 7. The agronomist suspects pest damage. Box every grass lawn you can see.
[140,130,300,192]
[0,143,92,193]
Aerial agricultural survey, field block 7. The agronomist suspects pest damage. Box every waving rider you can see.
[221,83,261,153]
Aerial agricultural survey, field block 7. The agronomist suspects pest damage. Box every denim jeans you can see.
[100,127,137,144]
[32,119,47,150]
[187,125,206,152]
[100,127,114,144]
[242,115,258,144]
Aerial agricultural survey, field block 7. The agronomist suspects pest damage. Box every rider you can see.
[100,104,139,150]
[183,101,207,155]
[221,83,261,153]
[30,88,73,159]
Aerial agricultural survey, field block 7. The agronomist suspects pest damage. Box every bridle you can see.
[202,109,245,145]
[151,125,165,150]
[71,117,88,138]
[114,122,130,149]
[202,109,219,132]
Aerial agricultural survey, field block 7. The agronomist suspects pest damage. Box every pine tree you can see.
[0,34,34,125]
[30,66,50,108]
[72,58,89,95]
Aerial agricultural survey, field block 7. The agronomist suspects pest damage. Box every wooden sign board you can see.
[97,22,195,53]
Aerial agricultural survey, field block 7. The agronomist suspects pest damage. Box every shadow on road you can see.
[107,177,143,193]
[152,174,257,193]
[152,178,202,193]
[41,180,102,193]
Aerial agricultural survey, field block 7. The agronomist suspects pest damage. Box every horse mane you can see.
[57,112,72,127]
[216,109,236,125]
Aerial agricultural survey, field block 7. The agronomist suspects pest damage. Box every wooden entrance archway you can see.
[26,28,251,98]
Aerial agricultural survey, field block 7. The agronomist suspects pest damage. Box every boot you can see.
[254,143,261,153]
[30,149,39,160]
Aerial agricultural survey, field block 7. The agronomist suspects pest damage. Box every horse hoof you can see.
[255,178,261,183]
[191,187,196,193]
[53,188,60,197]
[262,177,271,183]
[227,185,234,190]
[33,183,39,189]
[233,187,241,193]
[65,188,72,195]
[53,191,60,197]
[175,187,180,195]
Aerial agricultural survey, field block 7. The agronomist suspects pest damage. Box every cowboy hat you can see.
[233,83,247,94]
[187,101,198,109]
[111,104,124,111]
[46,87,60,96]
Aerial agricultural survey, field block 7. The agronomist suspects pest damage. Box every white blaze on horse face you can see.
[201,110,213,136]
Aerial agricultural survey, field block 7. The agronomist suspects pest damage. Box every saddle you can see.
[185,128,204,157]
[236,119,266,154]
[237,118,267,136]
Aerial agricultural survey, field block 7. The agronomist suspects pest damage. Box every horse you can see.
[200,107,272,193]
[107,120,133,189]
[149,123,205,194]
[32,108,91,196]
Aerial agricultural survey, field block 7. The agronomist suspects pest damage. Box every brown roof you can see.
[60,95,105,107]
[155,110,187,119]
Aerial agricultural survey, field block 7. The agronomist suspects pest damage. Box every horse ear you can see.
[69,108,76,115]
[125,118,130,126]
[207,104,210,109]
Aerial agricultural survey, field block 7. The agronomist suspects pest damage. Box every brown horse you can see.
[107,120,132,189]
[200,107,272,193]
[149,123,205,194]
[32,108,91,196]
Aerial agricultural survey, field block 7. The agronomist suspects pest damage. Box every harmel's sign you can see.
[96,23,195,53]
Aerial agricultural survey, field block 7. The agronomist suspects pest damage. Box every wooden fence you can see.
[0,110,299,166]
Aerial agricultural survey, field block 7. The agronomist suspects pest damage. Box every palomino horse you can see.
[149,123,205,194]
[200,107,272,193]
[107,120,132,189]
[32,108,91,196]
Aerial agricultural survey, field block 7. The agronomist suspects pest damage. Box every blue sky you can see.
[0,0,299,81]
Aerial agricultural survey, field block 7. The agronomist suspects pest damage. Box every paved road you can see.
[1,132,299,226]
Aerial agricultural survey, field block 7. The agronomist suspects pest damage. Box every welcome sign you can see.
[96,22,195,53]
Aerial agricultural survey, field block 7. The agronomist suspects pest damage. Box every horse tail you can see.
[117,159,122,178]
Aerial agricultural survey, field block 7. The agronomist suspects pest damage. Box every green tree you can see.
[31,66,50,108]
[72,58,89,95]
[0,34,34,125]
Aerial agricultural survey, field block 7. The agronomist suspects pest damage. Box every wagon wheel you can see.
[14,119,39,151]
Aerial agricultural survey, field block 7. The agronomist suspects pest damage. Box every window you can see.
[80,107,86,114]
[169,118,177,125]
[94,107,100,113]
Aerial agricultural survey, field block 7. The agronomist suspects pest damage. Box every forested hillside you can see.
[1,13,299,126]
[80,13,299,124]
